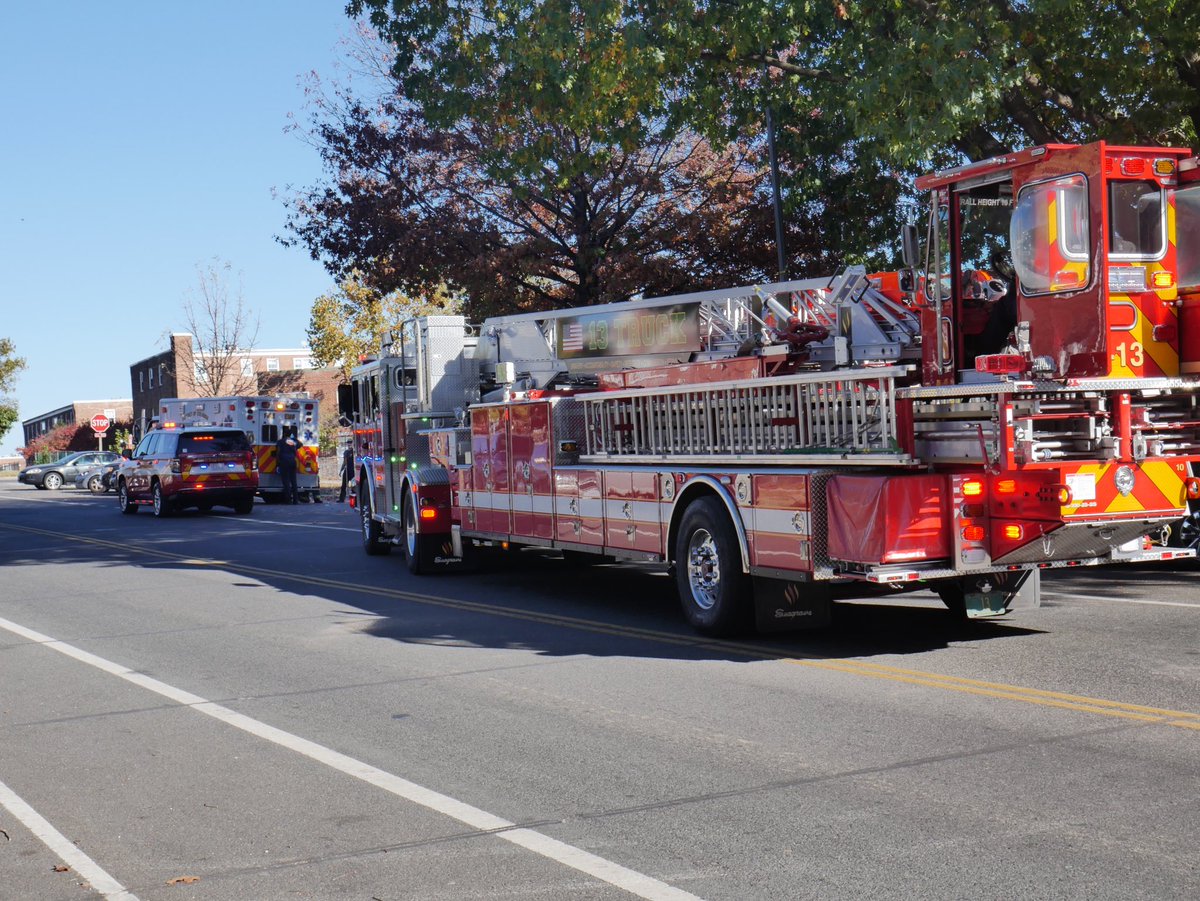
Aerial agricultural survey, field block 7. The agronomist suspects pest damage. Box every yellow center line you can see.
[3,521,1199,732]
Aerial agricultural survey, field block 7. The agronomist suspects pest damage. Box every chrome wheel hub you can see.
[686,528,720,611]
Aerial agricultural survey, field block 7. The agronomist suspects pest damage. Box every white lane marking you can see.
[0,615,702,901]
[0,777,139,901]
[1049,591,1200,609]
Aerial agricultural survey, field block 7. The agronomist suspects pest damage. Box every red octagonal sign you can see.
[91,414,110,434]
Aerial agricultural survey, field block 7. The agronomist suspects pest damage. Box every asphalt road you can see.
[0,479,1197,900]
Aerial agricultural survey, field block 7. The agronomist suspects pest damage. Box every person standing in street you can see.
[276,426,300,504]
[338,444,354,502]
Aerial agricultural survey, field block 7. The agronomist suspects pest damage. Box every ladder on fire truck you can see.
[579,366,914,466]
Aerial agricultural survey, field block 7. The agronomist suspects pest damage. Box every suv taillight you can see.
[170,458,182,474]
[248,451,257,471]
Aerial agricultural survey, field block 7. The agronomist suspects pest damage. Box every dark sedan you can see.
[18,451,123,490]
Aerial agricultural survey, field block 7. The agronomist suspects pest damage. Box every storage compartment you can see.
[826,474,949,564]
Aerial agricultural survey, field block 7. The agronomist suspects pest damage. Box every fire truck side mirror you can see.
[901,223,920,270]
[337,383,358,419]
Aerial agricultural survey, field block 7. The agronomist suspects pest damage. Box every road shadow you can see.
[1,489,1050,664]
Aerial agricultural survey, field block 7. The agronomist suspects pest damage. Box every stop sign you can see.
[91,414,110,434]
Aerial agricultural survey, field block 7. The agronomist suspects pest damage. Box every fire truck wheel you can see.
[360,487,391,556]
[152,482,172,518]
[1168,510,1200,552]
[674,496,751,635]
[118,481,138,515]
[402,491,438,574]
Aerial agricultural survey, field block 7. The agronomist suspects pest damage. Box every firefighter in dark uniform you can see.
[275,426,300,504]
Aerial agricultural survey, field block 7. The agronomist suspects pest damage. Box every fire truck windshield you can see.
[1109,181,1166,260]
[1010,174,1091,295]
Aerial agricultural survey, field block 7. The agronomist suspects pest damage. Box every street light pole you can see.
[766,104,787,280]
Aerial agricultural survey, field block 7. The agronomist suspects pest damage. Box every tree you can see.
[308,274,462,380]
[0,336,27,444]
[350,1,1200,271]
[282,25,782,316]
[177,260,261,396]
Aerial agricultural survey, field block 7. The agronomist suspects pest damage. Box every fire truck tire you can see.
[1168,510,1200,553]
[359,487,391,556]
[674,496,751,635]
[118,480,138,515]
[402,491,438,574]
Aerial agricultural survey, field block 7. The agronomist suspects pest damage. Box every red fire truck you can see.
[159,395,323,503]
[341,141,1200,634]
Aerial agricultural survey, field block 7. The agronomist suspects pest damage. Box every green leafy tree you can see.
[0,337,27,445]
[0,405,18,446]
[308,274,463,380]
[351,1,1200,271]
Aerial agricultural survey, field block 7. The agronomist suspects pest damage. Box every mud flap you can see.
[945,569,1040,618]
[752,577,832,632]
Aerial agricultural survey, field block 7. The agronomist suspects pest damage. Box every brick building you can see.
[129,333,341,439]
[21,399,134,448]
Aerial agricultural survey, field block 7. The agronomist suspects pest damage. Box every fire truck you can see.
[159,395,323,503]
[341,141,1200,634]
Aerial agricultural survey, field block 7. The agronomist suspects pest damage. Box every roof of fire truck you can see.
[914,141,1194,191]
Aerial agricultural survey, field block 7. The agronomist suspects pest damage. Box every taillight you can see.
[249,452,258,471]
[962,480,984,497]
[1186,477,1200,500]
[419,507,438,520]
[1038,484,1073,504]
[170,458,181,474]
[962,525,985,541]
[1002,524,1024,540]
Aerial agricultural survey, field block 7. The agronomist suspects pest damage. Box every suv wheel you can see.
[152,483,172,517]
[233,495,254,515]
[118,481,138,515]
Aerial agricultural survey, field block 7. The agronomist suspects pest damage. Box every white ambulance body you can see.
[158,395,322,503]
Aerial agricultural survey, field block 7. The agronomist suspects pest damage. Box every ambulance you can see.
[158,395,323,503]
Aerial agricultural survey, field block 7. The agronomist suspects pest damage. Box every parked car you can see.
[116,427,258,516]
[18,451,123,490]
[75,458,125,494]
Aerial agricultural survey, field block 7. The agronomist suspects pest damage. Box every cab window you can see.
[1010,174,1091,295]
[1174,184,1200,291]
[1109,181,1165,260]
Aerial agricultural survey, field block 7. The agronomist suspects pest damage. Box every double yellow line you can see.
[4,521,1199,733]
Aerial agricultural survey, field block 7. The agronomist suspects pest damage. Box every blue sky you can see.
[0,2,357,455]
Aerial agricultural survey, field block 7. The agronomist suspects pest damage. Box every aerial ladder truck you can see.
[340,141,1200,634]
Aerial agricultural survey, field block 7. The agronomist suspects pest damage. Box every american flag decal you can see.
[561,323,584,353]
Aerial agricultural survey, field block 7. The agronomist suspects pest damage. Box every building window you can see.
[139,371,144,391]
[292,356,313,370]
[266,357,280,372]
[149,366,154,389]
[240,358,254,377]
